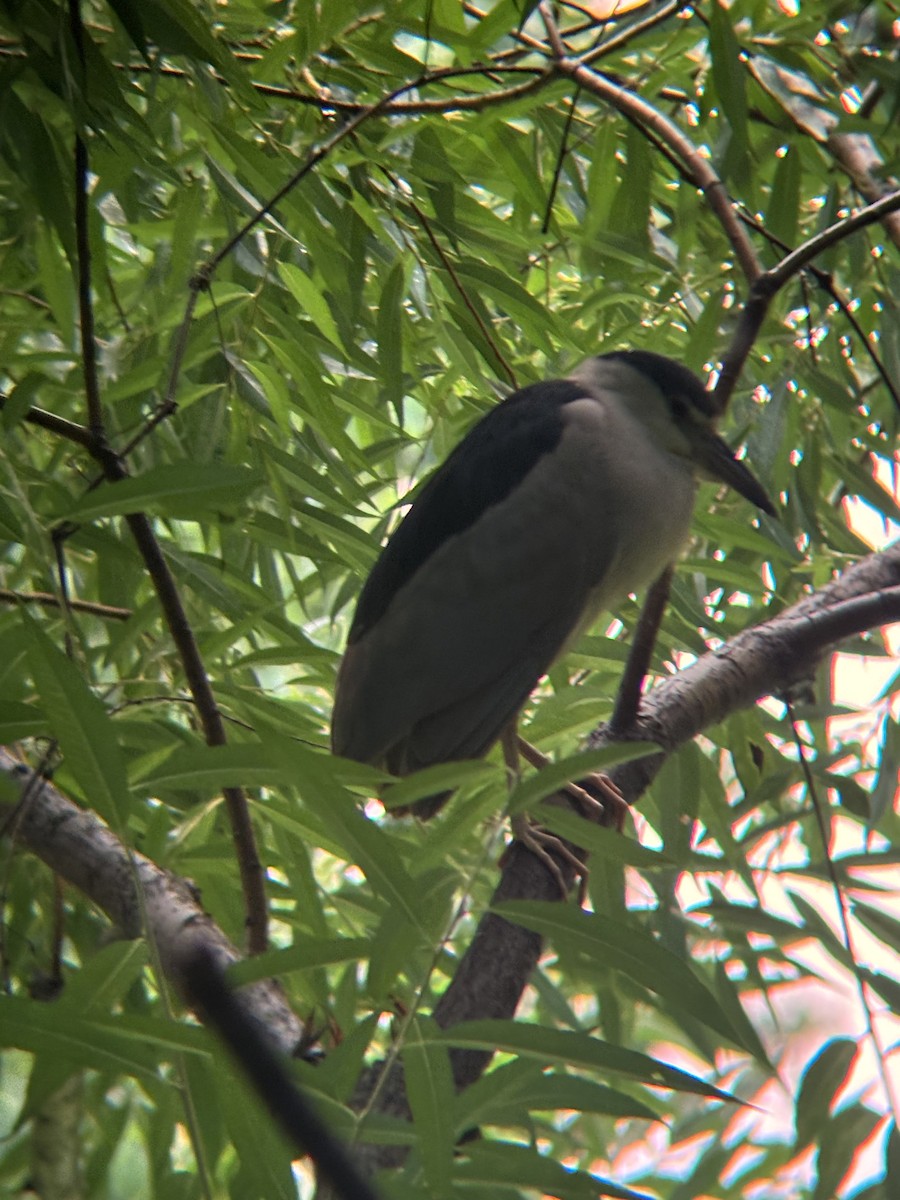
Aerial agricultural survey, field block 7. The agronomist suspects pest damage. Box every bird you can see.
[332,350,774,884]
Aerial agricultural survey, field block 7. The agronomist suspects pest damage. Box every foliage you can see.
[0,1,898,1198]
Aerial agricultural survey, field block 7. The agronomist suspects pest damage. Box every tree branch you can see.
[761,190,900,295]
[0,396,96,448]
[0,749,304,1054]
[0,589,131,620]
[539,1,762,284]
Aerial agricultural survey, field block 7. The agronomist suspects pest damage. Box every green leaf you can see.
[453,1139,655,1200]
[377,259,405,410]
[280,263,343,349]
[607,124,652,244]
[814,1105,881,1200]
[261,734,428,934]
[227,938,372,986]
[23,611,128,821]
[19,942,150,1120]
[870,717,900,825]
[132,742,293,793]
[434,1021,739,1101]
[1,997,207,1078]
[767,145,801,248]
[533,806,672,868]
[0,700,49,741]
[62,464,262,521]
[106,0,148,56]
[380,759,498,810]
[496,901,754,1051]
[403,1016,456,1191]
[708,0,750,182]
[454,260,562,344]
[2,93,76,265]
[507,744,659,814]
[795,1039,856,1147]
[219,1060,297,1200]
[455,1060,660,1130]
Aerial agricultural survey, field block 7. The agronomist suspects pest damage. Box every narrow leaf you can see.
[433,1020,740,1101]
[496,901,754,1051]
[403,1016,455,1191]
[63,464,261,521]
[23,611,127,821]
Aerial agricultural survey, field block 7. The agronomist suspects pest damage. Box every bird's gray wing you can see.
[332,416,613,770]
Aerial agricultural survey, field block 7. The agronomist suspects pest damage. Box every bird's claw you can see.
[567,771,631,832]
[508,813,589,902]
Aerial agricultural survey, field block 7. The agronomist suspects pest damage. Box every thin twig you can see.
[733,204,900,412]
[151,73,459,432]
[0,589,131,620]
[66,1,269,952]
[542,82,581,234]
[784,696,900,1127]
[581,0,685,66]
[719,190,900,409]
[762,190,900,294]
[609,565,674,735]
[67,3,102,438]
[0,397,95,448]
[122,56,550,115]
[124,508,270,952]
[381,169,517,389]
[209,73,511,276]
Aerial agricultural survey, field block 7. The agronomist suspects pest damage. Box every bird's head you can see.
[570,350,776,516]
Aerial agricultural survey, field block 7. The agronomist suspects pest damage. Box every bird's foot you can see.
[516,736,630,830]
[566,772,631,832]
[508,813,588,902]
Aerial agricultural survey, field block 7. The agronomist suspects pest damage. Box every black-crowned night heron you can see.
[332,350,774,883]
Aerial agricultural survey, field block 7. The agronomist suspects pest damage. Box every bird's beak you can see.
[691,427,776,516]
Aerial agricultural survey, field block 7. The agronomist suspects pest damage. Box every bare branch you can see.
[381,169,518,390]
[0,397,95,448]
[0,749,303,1053]
[718,189,900,410]
[121,508,270,953]
[0,589,131,620]
[609,565,674,735]
[69,1,103,439]
[762,190,900,294]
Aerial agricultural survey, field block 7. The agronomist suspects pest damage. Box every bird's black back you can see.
[349,379,587,642]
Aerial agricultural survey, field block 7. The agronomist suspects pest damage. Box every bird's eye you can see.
[670,396,690,422]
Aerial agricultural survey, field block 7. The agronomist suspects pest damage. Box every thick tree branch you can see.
[0,749,304,1055]
[605,543,900,793]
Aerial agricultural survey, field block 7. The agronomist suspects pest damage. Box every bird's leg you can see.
[517,735,631,832]
[501,724,588,900]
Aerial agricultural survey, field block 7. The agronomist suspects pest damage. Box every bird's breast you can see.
[549,397,698,621]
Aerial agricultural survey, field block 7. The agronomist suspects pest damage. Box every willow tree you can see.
[0,2,898,1198]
